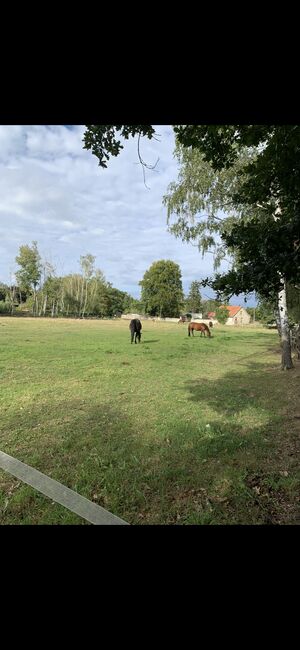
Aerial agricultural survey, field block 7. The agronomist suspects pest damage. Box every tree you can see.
[254,298,277,325]
[15,241,42,315]
[286,284,300,324]
[162,133,298,369]
[105,286,132,317]
[0,283,9,302]
[139,260,184,317]
[79,254,96,317]
[202,298,220,318]
[215,306,229,324]
[182,126,300,370]
[185,281,203,313]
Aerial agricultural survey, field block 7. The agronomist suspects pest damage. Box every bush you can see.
[0,301,12,314]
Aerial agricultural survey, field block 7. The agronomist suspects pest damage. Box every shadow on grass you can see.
[182,360,291,416]
[1,356,299,525]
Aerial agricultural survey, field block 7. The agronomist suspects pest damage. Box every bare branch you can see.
[136,134,160,189]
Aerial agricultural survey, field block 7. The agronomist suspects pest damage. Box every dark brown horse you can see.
[129,318,142,343]
[188,322,211,337]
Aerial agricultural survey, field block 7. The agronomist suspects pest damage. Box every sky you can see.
[0,125,255,306]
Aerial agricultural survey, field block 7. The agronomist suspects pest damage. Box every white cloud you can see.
[0,124,252,305]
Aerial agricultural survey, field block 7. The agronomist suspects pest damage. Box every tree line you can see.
[0,243,139,318]
[0,242,226,319]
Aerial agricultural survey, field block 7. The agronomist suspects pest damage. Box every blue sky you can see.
[0,125,255,306]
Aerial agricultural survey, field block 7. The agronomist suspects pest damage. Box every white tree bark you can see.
[274,203,293,370]
[42,295,47,316]
[278,278,294,370]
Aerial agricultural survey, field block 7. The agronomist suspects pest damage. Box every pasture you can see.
[0,317,299,525]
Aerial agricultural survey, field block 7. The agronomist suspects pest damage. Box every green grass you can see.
[0,317,299,525]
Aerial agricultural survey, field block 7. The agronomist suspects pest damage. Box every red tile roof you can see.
[207,306,242,319]
[226,305,241,317]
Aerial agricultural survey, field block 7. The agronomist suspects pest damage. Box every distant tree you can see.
[105,286,132,317]
[123,296,145,314]
[139,260,184,317]
[15,241,42,315]
[79,254,96,317]
[0,283,8,302]
[202,298,220,317]
[185,281,203,313]
[215,306,229,324]
[286,284,300,324]
[246,307,255,323]
[254,299,277,325]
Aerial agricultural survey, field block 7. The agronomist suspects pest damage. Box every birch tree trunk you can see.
[82,280,88,318]
[275,306,282,338]
[33,289,37,316]
[274,203,293,369]
[278,278,294,370]
[38,296,43,317]
[79,276,84,317]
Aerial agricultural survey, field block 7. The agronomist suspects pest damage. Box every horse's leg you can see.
[131,330,134,343]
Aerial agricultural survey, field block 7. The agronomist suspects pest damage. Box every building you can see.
[207,306,251,326]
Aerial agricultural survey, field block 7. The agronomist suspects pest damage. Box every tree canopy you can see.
[15,241,42,292]
[139,260,184,317]
[185,281,203,313]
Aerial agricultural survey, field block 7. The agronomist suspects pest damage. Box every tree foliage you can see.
[215,306,229,324]
[185,281,203,313]
[172,126,300,298]
[83,125,156,168]
[163,142,257,269]
[15,241,42,293]
[139,260,184,317]
[2,243,141,319]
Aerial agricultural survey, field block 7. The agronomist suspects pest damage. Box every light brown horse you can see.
[188,322,211,337]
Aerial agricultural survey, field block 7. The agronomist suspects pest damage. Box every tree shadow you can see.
[182,360,285,416]
[1,361,299,525]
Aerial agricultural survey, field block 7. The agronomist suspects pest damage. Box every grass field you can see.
[0,317,299,525]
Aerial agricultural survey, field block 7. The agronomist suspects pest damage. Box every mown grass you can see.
[0,317,299,525]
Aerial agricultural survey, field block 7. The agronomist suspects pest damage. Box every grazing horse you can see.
[129,318,142,344]
[188,322,211,337]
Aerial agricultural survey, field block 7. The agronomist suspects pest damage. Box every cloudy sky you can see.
[0,125,254,305]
